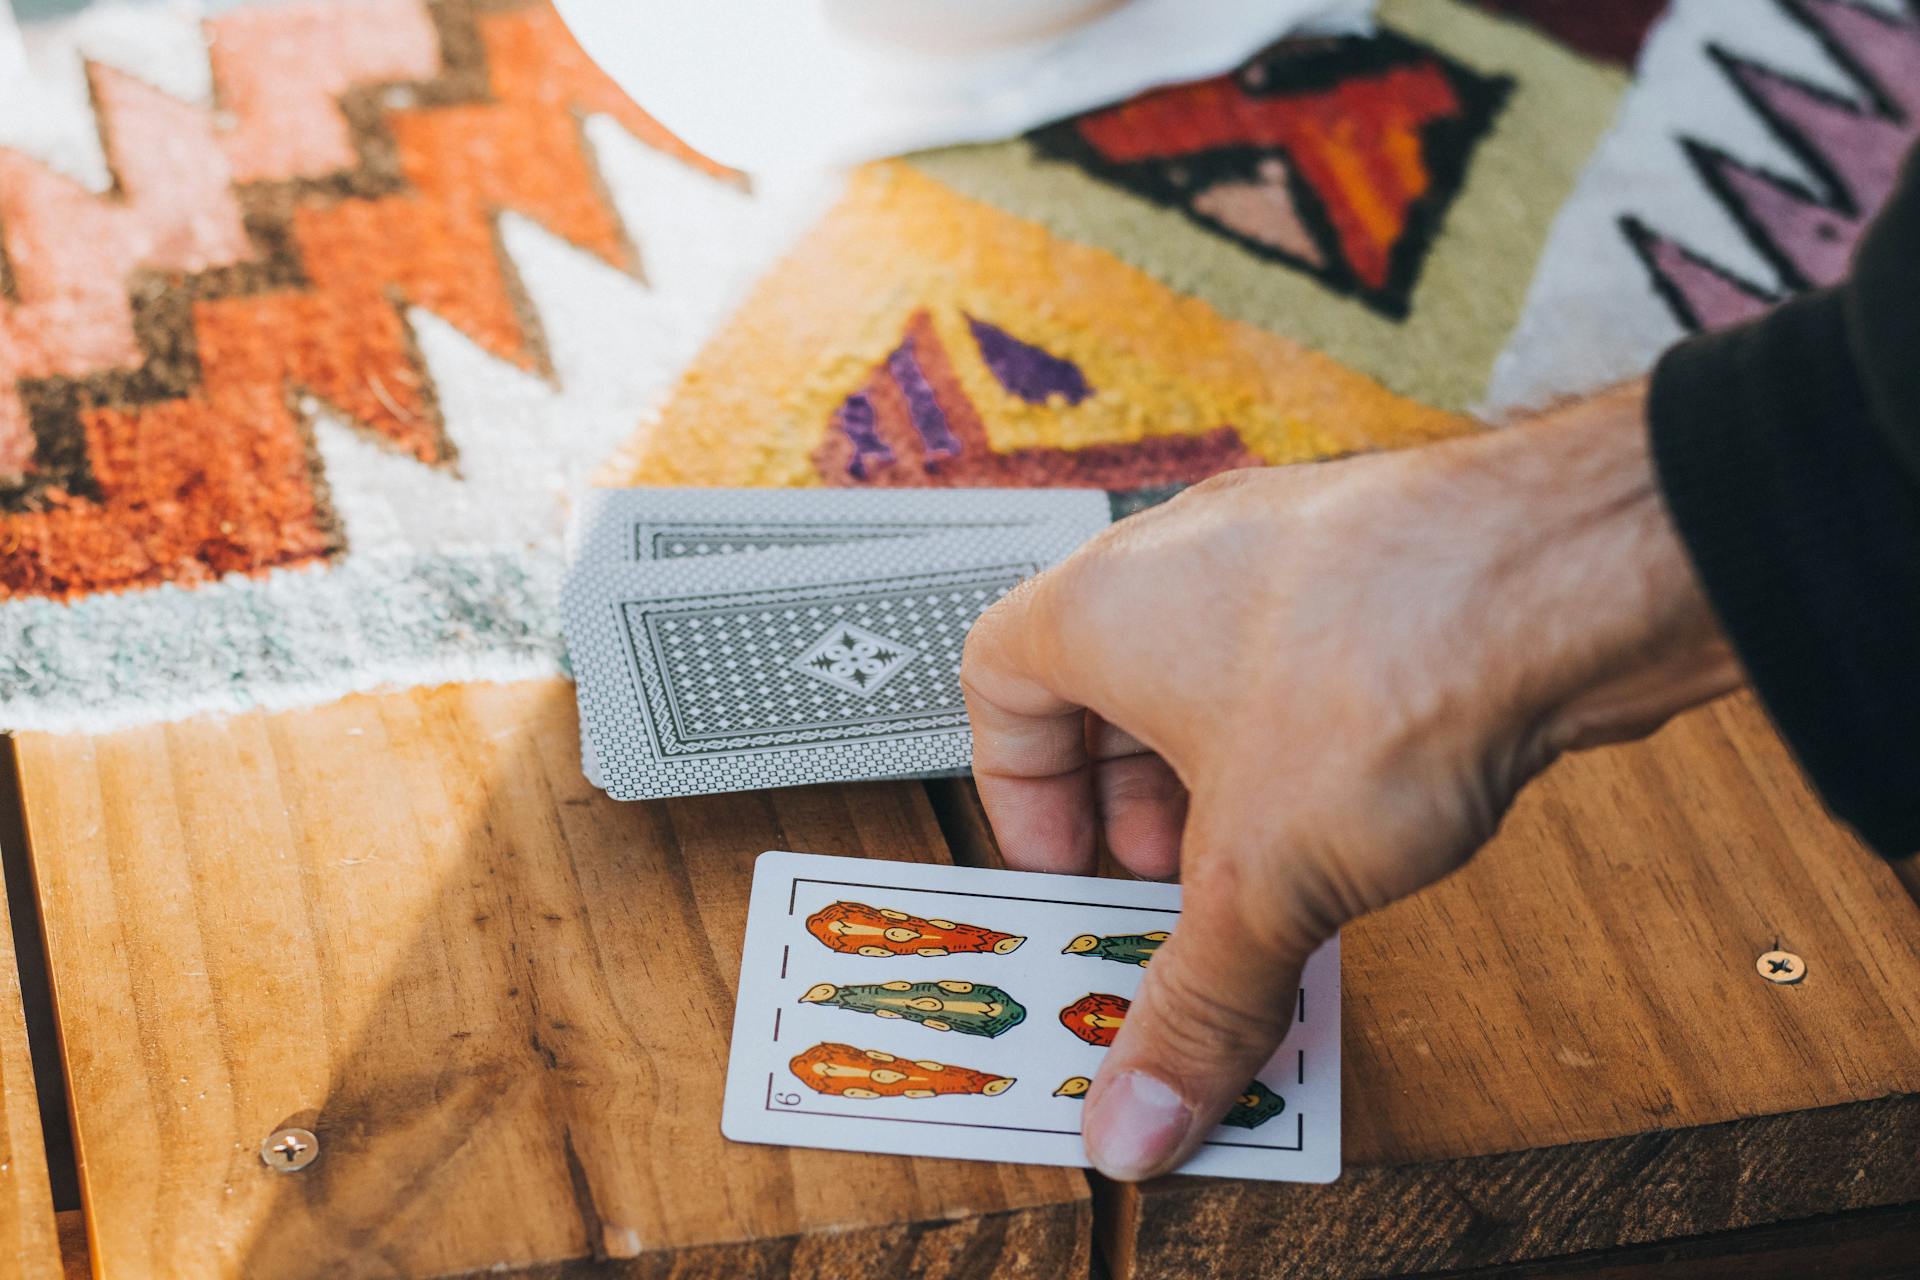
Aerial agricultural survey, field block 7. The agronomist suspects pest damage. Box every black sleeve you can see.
[1648,146,1920,861]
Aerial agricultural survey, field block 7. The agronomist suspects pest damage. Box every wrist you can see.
[1476,383,1743,761]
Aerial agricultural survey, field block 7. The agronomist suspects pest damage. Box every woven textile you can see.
[1,0,1911,730]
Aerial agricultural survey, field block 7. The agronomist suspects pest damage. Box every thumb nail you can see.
[1084,1071,1191,1181]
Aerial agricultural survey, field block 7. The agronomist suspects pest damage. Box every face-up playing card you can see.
[723,851,1341,1182]
[564,519,1106,800]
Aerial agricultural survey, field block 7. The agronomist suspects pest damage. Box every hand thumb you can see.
[1081,817,1310,1181]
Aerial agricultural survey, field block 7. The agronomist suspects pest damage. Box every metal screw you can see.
[1756,950,1806,985]
[261,1127,318,1173]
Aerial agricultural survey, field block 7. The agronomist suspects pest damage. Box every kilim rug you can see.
[0,0,1913,730]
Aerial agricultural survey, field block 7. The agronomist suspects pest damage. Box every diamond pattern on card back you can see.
[622,570,1019,759]
[792,620,919,697]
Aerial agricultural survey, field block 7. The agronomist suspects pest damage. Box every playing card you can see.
[564,520,1105,800]
[722,852,1340,1182]
[573,486,1116,567]
[567,488,1122,793]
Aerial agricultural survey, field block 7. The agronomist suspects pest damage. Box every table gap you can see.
[0,735,80,1214]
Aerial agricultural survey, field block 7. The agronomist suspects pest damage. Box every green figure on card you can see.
[1062,931,1169,967]
[800,979,1027,1037]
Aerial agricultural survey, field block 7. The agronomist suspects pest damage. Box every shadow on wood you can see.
[1430,1200,1920,1279]
[0,745,60,1279]
[14,681,1090,1278]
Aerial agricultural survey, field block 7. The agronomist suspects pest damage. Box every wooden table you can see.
[1,681,1917,1277]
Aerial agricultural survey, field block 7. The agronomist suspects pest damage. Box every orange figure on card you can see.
[805,901,1026,957]
[789,1042,1016,1099]
[1060,993,1130,1046]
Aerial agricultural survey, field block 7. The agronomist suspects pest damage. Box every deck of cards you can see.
[564,494,1344,1183]
[722,851,1340,1182]
[563,488,1124,800]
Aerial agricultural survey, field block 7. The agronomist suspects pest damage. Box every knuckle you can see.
[960,581,1032,681]
[963,555,1087,681]
[956,634,993,692]
[1142,950,1288,1063]
[1098,763,1182,809]
[1231,836,1368,958]
[1177,467,1263,503]
[1274,855,1363,952]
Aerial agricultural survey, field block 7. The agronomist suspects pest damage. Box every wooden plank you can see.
[0,756,61,1280]
[13,680,1090,1279]
[931,692,1920,1278]
[1447,1200,1920,1280]
[1096,1095,1920,1280]
[1891,856,1920,918]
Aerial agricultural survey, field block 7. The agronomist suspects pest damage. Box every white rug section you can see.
[1478,0,1887,416]
[0,0,212,190]
[0,550,568,733]
[555,0,1373,174]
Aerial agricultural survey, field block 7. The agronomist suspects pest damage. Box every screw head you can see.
[261,1127,318,1173]
[1756,950,1806,985]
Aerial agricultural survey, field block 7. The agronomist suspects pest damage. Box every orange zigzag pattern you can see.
[0,66,251,476]
[0,0,443,478]
[0,0,721,598]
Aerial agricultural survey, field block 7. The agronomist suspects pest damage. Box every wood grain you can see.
[12,680,1090,1279]
[0,781,60,1280]
[1890,856,1920,918]
[56,1210,88,1280]
[1447,1201,1920,1280]
[1100,1094,1920,1280]
[932,692,1920,1279]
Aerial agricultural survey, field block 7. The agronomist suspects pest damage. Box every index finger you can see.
[961,580,1099,876]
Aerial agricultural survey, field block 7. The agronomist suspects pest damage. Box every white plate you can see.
[0,2,25,85]
[822,0,1128,52]
[554,0,1374,174]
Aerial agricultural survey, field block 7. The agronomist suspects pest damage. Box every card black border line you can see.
[587,586,973,794]
[633,517,1051,562]
[612,560,1044,613]
[619,566,1033,755]
[613,597,967,760]
[786,875,1181,917]
[775,882,1305,1028]
[635,599,962,744]
[772,871,1314,1154]
[584,554,1051,787]
[781,877,1310,1029]
[762,1072,1307,1152]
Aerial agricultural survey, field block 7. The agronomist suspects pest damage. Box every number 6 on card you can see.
[721,851,1341,1182]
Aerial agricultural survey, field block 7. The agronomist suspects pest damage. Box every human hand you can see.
[960,385,1740,1180]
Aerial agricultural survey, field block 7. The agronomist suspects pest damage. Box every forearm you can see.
[1647,146,1920,859]
[1377,385,1742,793]
[961,370,1748,1182]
